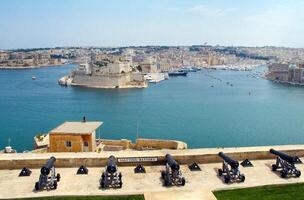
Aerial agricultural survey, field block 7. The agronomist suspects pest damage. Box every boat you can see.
[0,139,17,153]
[145,73,166,83]
[58,75,72,86]
[32,76,36,80]
[164,73,169,80]
[182,66,201,73]
[0,146,17,153]
[168,70,188,77]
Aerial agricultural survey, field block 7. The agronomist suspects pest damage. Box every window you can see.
[65,141,72,148]
[84,141,89,147]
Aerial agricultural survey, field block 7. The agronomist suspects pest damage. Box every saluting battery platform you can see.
[3,144,304,200]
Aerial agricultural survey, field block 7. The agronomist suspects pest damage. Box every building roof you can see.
[49,121,103,135]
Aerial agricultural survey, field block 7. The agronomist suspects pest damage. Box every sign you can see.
[117,157,158,163]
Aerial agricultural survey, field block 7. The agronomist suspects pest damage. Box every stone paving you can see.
[1,159,304,199]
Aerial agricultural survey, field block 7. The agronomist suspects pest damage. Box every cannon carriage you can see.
[161,154,185,186]
[35,156,61,191]
[270,149,301,178]
[218,152,245,183]
[100,156,122,189]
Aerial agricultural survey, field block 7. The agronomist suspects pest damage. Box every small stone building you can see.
[49,121,102,152]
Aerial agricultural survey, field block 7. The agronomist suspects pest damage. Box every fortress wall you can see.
[1,145,304,169]
[72,74,131,87]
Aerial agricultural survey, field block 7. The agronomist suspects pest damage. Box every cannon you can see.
[100,156,122,189]
[218,152,245,183]
[161,154,185,186]
[270,149,301,178]
[35,156,60,191]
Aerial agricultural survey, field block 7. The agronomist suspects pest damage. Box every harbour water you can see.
[1,64,304,151]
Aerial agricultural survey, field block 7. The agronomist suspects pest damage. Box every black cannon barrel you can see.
[218,152,239,169]
[106,155,117,173]
[40,156,56,175]
[165,154,180,171]
[270,149,297,164]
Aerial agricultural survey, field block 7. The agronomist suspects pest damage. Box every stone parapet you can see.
[1,144,304,169]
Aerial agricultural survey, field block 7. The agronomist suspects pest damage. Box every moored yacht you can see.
[168,69,188,76]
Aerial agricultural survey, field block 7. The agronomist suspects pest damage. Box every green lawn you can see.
[214,183,304,200]
[12,196,144,200]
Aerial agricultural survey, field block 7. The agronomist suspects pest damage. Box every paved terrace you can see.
[1,145,304,199]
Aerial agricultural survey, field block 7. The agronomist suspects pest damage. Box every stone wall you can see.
[1,145,304,170]
[98,138,187,151]
[72,73,131,88]
[134,139,187,150]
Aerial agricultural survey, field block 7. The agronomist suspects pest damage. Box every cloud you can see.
[243,2,304,29]
[236,1,304,47]
[189,4,234,16]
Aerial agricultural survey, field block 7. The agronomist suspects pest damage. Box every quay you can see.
[1,144,304,199]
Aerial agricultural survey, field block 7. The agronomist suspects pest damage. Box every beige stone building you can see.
[49,121,102,152]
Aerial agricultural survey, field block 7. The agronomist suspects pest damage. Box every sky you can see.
[0,0,304,49]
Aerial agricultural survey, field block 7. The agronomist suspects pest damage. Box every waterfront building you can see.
[267,62,304,84]
[0,52,9,62]
[49,121,102,152]
[267,63,289,82]
[140,57,159,74]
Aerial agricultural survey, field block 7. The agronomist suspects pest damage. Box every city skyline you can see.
[1,0,304,49]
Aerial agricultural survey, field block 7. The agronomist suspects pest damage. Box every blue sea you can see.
[1,64,304,151]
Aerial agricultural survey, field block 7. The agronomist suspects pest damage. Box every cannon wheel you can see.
[281,170,288,178]
[161,171,165,179]
[295,170,301,177]
[100,180,105,189]
[218,169,223,176]
[181,177,186,186]
[272,164,277,171]
[56,173,61,182]
[164,178,172,186]
[224,175,230,183]
[35,182,40,191]
[240,175,245,182]
[53,181,57,189]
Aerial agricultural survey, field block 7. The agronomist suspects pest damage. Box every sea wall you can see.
[1,144,304,170]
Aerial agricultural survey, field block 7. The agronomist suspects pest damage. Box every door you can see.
[83,141,89,152]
